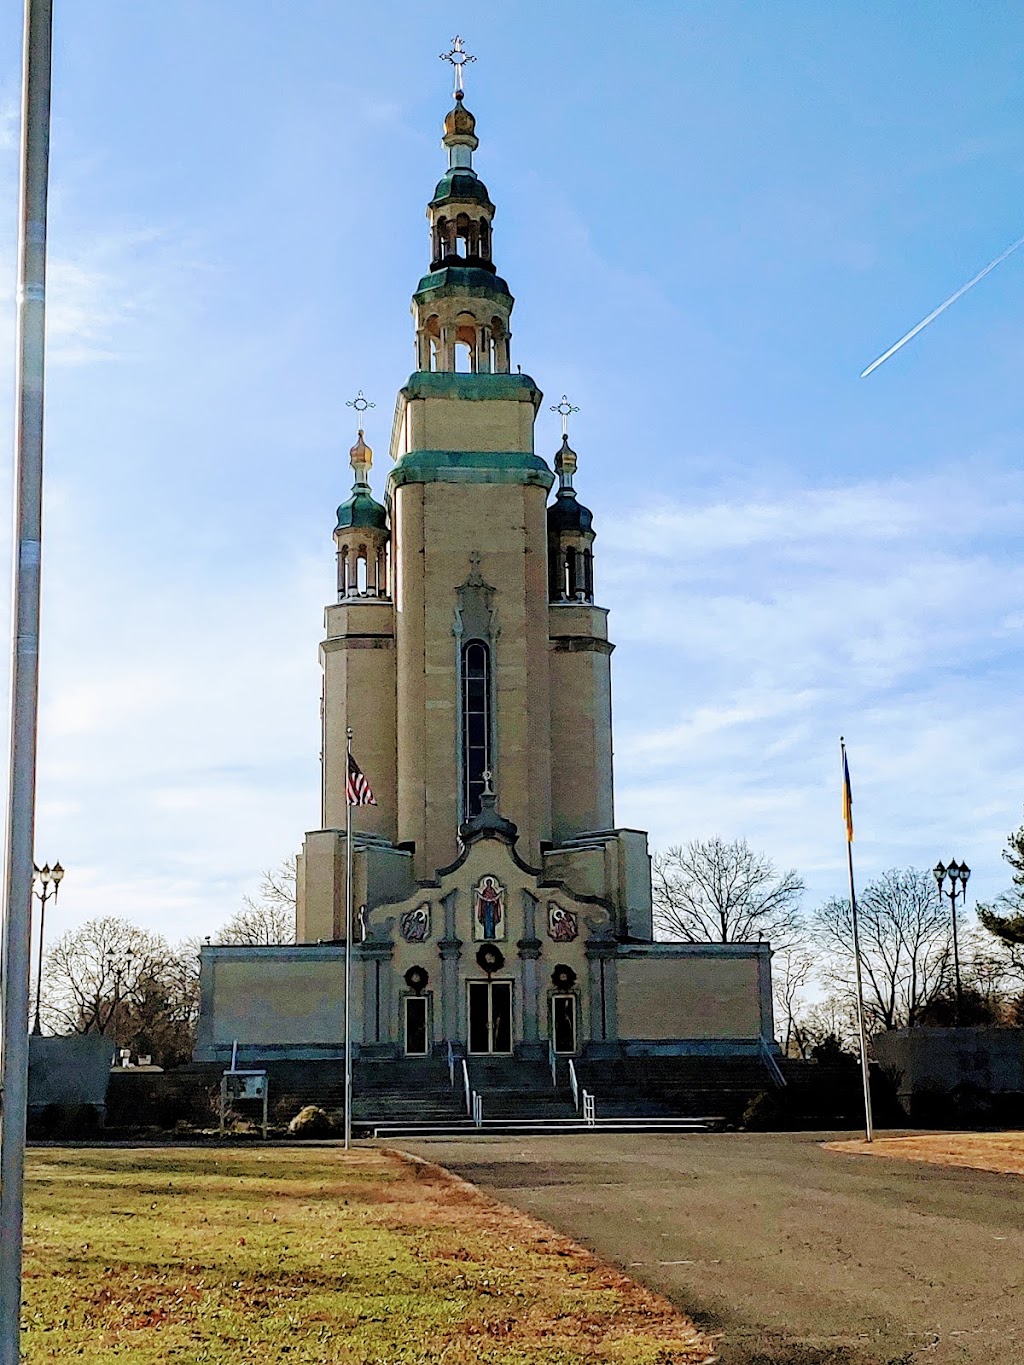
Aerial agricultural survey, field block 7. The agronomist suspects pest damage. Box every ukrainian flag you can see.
[842,745,853,843]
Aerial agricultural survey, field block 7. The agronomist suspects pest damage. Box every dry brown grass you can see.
[22,1144,718,1364]
[824,1130,1024,1177]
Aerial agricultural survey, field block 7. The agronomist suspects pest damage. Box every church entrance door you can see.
[551,994,577,1054]
[467,980,513,1055]
[404,996,429,1056]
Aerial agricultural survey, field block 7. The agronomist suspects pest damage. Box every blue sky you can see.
[2,3,1024,943]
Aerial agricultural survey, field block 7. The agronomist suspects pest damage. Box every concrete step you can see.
[365,1116,725,1139]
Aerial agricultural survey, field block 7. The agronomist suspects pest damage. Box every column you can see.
[438,890,462,1046]
[517,890,542,1052]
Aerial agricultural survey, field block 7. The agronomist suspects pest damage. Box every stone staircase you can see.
[574,1054,779,1126]
[180,1051,778,1139]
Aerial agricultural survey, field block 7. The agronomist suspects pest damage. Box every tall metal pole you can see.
[948,880,963,1022]
[30,876,49,1036]
[343,726,353,1151]
[846,839,874,1143]
[1,2,53,1358]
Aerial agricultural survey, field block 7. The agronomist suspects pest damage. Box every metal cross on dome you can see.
[440,36,476,97]
[550,394,579,438]
[346,390,375,429]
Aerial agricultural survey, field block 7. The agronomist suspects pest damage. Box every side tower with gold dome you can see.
[195,53,774,1078]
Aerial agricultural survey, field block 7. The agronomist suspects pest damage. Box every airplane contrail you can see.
[861,232,1024,378]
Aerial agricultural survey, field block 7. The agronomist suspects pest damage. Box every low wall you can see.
[873,1027,1024,1098]
[615,943,773,1048]
[28,1034,111,1111]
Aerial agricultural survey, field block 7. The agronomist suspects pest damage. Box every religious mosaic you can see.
[473,875,506,941]
[400,903,431,943]
[547,902,578,943]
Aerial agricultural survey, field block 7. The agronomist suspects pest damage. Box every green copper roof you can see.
[548,488,594,535]
[413,265,513,308]
[402,371,541,407]
[336,485,388,532]
[430,169,494,211]
[388,448,554,494]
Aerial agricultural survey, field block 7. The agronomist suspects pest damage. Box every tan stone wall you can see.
[406,394,535,454]
[295,831,343,943]
[207,956,355,1047]
[393,479,552,874]
[616,956,763,1040]
[322,600,397,839]
[549,604,614,841]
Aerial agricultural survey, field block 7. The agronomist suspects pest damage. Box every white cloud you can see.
[604,461,1024,915]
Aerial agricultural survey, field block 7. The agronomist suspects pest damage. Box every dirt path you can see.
[398,1130,1024,1365]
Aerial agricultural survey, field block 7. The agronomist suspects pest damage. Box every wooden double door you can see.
[467,980,512,1055]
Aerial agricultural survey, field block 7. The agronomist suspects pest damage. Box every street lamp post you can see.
[30,859,62,1035]
[933,859,971,1022]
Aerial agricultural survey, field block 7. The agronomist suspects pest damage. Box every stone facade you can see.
[195,81,775,1068]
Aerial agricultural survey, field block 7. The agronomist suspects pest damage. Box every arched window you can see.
[461,640,491,818]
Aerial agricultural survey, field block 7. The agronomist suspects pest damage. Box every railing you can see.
[461,1057,472,1115]
[568,1058,580,1111]
[582,1090,595,1127]
[447,1040,457,1088]
[472,1091,483,1129]
[759,1038,787,1087]
[548,1038,558,1088]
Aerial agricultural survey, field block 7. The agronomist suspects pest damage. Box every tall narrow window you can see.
[462,640,491,818]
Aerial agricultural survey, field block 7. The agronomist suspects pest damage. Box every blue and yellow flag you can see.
[841,746,853,843]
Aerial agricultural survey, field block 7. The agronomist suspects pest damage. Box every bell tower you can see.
[389,48,554,875]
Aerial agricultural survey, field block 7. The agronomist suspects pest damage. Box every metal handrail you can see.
[582,1090,595,1127]
[472,1091,483,1129]
[568,1058,580,1111]
[461,1057,472,1115]
[759,1037,787,1087]
[548,1037,557,1088]
[447,1040,456,1087]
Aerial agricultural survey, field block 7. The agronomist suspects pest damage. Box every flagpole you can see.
[1,4,53,1359]
[841,737,874,1144]
[344,726,353,1151]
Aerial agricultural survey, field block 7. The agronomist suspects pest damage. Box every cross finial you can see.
[346,389,375,432]
[550,394,580,438]
[481,769,494,797]
[440,35,476,98]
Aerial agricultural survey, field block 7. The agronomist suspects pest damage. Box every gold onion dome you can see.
[444,94,477,138]
[349,430,372,470]
[337,430,387,532]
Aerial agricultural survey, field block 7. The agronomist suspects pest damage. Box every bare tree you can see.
[653,837,804,945]
[812,867,952,1031]
[41,916,199,1066]
[798,992,860,1057]
[772,946,816,1057]
[217,857,296,945]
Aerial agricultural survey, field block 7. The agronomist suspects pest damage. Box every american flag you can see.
[346,752,376,807]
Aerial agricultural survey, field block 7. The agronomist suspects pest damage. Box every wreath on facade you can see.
[404,965,429,994]
[475,944,505,976]
[551,963,577,991]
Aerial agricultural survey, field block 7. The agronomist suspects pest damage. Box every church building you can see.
[195,55,774,1079]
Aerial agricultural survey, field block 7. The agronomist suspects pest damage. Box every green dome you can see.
[430,169,493,210]
[336,485,388,532]
[547,488,594,535]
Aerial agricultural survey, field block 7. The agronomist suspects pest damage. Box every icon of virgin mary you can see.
[473,875,505,941]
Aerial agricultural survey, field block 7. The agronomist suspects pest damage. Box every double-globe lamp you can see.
[933,858,970,1020]
[31,861,64,1036]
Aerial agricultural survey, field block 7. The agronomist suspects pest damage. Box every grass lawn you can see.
[825,1131,1024,1177]
[22,1145,716,1364]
